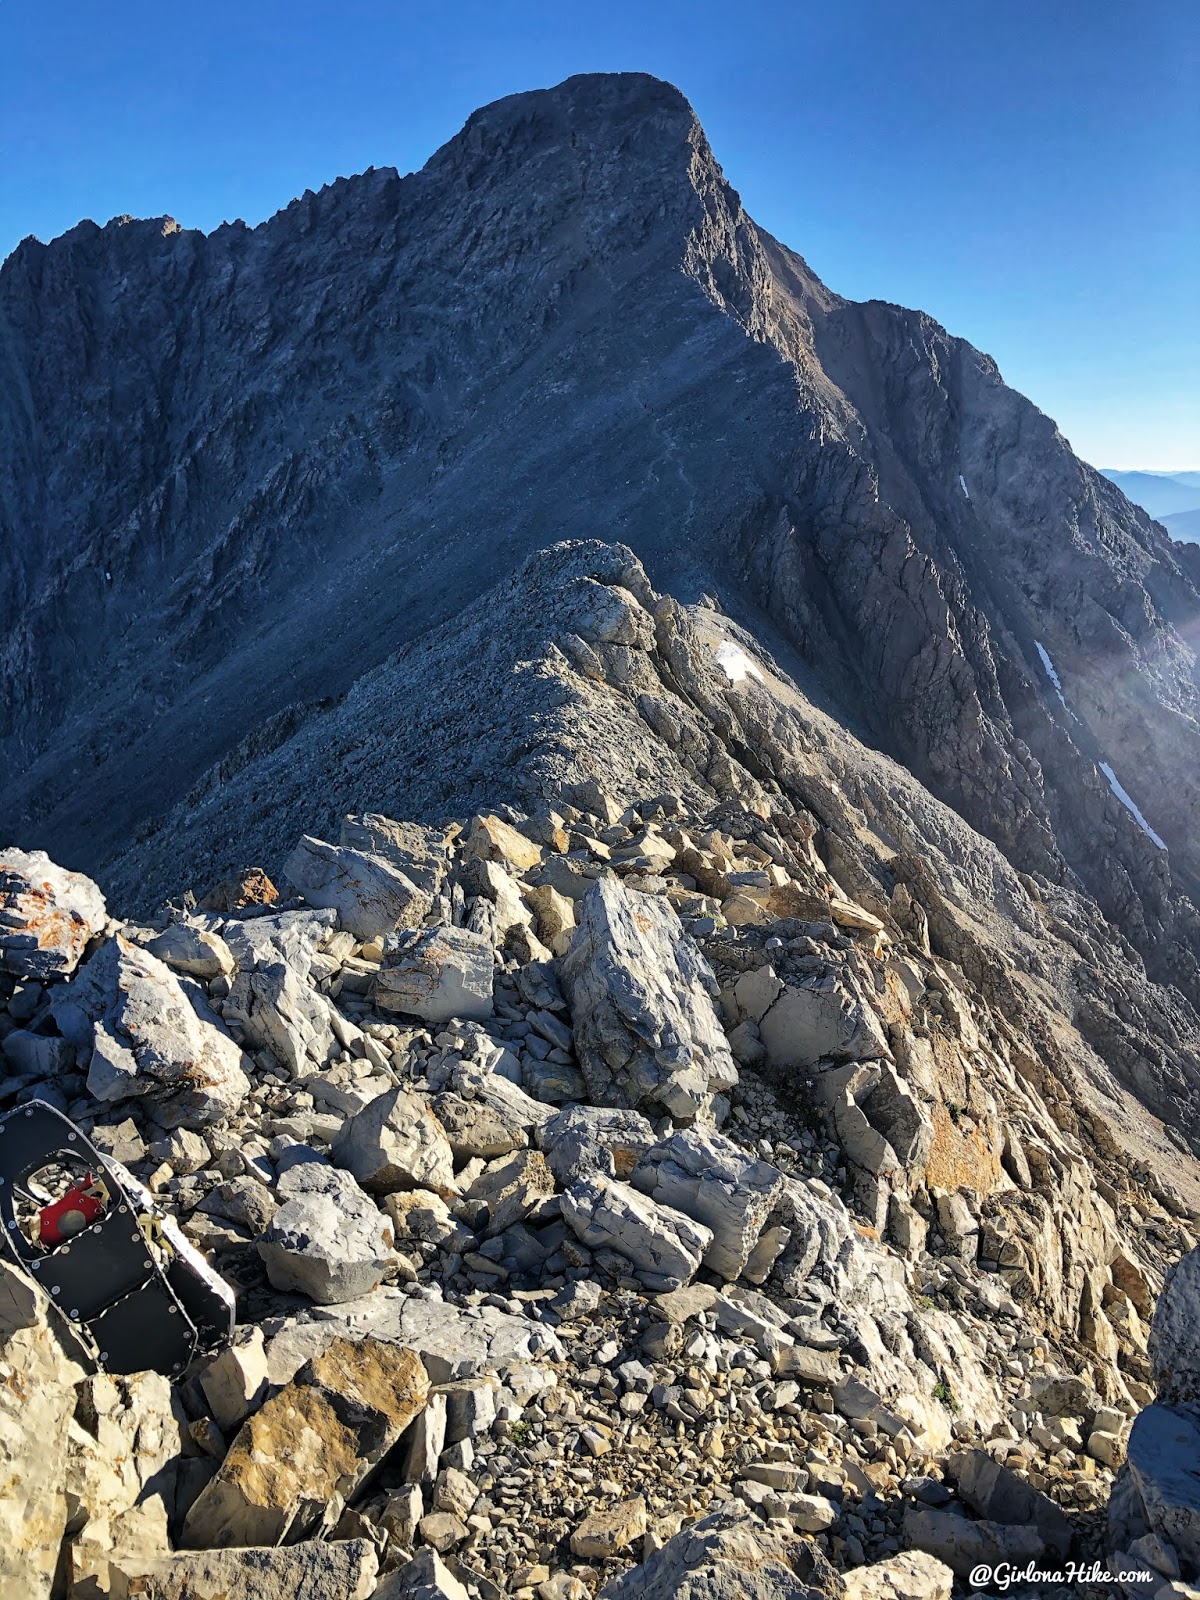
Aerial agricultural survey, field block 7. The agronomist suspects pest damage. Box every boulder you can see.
[183,1337,428,1548]
[265,1292,562,1388]
[1109,1245,1200,1581]
[538,1103,658,1185]
[757,973,890,1071]
[284,835,430,942]
[631,1126,784,1281]
[198,1327,271,1432]
[1,1028,73,1078]
[50,935,249,1126]
[1148,1245,1200,1407]
[463,814,543,874]
[65,1366,188,1594]
[143,920,234,978]
[374,926,494,1023]
[257,1164,395,1304]
[597,1504,841,1598]
[842,1551,953,1600]
[218,906,337,978]
[524,883,577,956]
[1119,1404,1200,1576]
[560,876,738,1121]
[561,1173,713,1292]
[949,1449,1073,1557]
[0,847,106,979]
[198,867,278,911]
[107,1540,380,1600]
[440,1059,552,1133]
[332,1087,457,1197]
[903,1507,1046,1578]
[431,1092,528,1159]
[459,856,535,939]
[225,960,340,1075]
[466,1148,555,1234]
[340,814,451,896]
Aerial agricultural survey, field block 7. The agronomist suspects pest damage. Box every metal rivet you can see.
[67,1133,76,1142]
[168,1306,177,1315]
[69,1310,79,1320]
[143,1260,152,1269]
[50,1285,60,1295]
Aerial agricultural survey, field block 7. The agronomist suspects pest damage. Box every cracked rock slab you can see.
[561,876,738,1121]
[374,925,494,1024]
[632,1125,784,1281]
[561,1172,713,1292]
[107,1540,380,1600]
[182,1338,428,1549]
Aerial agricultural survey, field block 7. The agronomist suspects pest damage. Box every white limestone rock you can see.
[1149,1245,1200,1407]
[843,1550,953,1600]
[266,1291,562,1387]
[225,959,341,1076]
[561,1172,713,1292]
[560,876,737,1122]
[331,1087,457,1197]
[631,1126,784,1281]
[284,834,430,942]
[757,971,890,1071]
[339,814,451,896]
[50,935,249,1127]
[0,1263,85,1600]
[257,1163,395,1304]
[142,920,234,978]
[373,1547,469,1600]
[374,925,494,1023]
[538,1103,658,1185]
[597,1504,840,1598]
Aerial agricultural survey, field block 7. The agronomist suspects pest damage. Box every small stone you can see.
[570,1496,648,1558]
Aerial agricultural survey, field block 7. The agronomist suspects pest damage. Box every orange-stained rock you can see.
[182,1338,429,1549]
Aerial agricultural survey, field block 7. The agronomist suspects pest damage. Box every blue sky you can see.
[2,0,1195,468]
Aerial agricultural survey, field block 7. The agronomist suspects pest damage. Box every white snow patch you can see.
[1034,641,1067,709]
[714,641,763,685]
[1099,761,1167,850]
[959,474,970,500]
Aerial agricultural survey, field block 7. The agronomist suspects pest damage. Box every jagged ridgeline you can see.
[0,70,1198,1600]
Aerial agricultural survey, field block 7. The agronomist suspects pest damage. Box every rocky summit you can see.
[1,68,1199,1600]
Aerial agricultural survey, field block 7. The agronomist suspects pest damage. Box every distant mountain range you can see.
[1101,469,1200,538]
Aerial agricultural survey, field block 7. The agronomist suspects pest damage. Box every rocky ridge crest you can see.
[1,545,1198,1599]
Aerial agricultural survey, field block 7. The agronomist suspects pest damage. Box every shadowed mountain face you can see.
[3,72,1200,1007]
